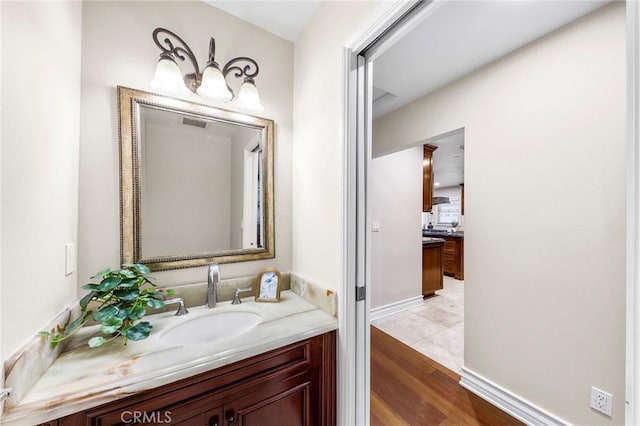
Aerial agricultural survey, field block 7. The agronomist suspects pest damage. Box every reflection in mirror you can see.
[118,87,274,271]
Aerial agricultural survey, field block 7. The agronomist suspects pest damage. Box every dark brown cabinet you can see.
[443,236,464,280]
[46,331,336,426]
[422,144,438,212]
[422,240,444,296]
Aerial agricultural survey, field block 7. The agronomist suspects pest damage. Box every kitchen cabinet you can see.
[422,239,444,296]
[423,144,438,212]
[443,236,464,280]
[47,331,336,426]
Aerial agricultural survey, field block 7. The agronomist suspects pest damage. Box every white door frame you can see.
[341,2,640,425]
[340,2,432,424]
[626,1,640,424]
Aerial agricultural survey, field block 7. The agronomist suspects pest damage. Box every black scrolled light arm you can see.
[152,27,202,79]
[222,57,260,82]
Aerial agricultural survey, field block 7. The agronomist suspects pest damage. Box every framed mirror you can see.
[118,86,275,271]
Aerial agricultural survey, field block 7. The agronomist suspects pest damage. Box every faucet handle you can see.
[164,297,189,316]
[231,287,253,305]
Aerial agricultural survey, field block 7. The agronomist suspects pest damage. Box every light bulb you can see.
[197,65,233,102]
[234,80,264,113]
[150,57,189,96]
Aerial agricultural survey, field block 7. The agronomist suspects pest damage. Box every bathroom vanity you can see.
[3,288,337,426]
[40,332,335,426]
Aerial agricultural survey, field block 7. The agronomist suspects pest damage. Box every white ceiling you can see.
[372,0,611,119]
[202,0,321,42]
[429,130,465,189]
[203,0,611,188]
[372,0,610,188]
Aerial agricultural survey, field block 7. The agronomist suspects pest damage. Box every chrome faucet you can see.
[207,263,220,308]
[164,297,189,316]
[231,287,253,305]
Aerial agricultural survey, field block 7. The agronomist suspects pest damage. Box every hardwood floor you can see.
[370,326,524,426]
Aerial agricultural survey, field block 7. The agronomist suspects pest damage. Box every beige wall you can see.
[373,4,625,424]
[371,147,422,309]
[1,1,82,356]
[292,1,379,290]
[79,1,293,288]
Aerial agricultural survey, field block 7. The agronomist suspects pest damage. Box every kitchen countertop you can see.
[422,230,464,239]
[2,290,338,426]
[422,237,446,245]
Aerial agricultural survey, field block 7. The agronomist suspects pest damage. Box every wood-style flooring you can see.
[370,326,524,426]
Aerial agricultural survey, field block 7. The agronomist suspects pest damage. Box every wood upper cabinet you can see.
[51,331,336,426]
[460,183,465,215]
[423,144,438,212]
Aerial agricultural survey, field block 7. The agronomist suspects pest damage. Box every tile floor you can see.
[372,276,464,373]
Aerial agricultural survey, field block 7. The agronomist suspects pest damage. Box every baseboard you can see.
[370,296,424,321]
[460,367,569,426]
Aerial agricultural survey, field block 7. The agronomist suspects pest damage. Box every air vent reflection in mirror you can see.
[182,117,207,129]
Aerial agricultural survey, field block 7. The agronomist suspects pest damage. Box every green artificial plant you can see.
[41,263,174,348]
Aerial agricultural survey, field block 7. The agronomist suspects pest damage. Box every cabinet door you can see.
[442,239,457,276]
[224,373,311,426]
[422,244,444,296]
[423,144,438,212]
[81,396,223,426]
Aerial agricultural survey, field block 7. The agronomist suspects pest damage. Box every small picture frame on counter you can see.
[255,267,282,302]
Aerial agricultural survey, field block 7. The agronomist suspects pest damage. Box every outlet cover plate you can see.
[590,386,613,417]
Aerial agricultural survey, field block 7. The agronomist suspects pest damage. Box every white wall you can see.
[141,124,232,256]
[371,147,422,309]
[292,1,379,289]
[373,4,625,424]
[1,2,82,356]
[79,1,293,288]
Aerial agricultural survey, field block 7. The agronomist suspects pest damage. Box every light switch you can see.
[372,221,381,232]
[65,243,75,276]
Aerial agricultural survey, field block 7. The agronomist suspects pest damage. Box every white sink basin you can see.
[160,311,262,345]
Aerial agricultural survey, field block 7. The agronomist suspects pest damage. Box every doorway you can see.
[344,1,638,424]
[370,129,465,376]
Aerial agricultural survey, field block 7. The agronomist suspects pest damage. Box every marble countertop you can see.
[2,290,338,426]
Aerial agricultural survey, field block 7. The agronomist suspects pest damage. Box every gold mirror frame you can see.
[118,86,275,271]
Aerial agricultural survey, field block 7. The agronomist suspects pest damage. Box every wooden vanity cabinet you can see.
[423,144,438,212]
[47,331,336,426]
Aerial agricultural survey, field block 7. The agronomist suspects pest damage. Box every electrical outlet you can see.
[372,221,381,232]
[590,386,613,417]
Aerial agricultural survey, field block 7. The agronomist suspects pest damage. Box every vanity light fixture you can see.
[150,27,264,113]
